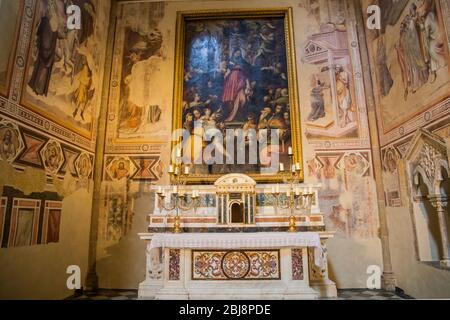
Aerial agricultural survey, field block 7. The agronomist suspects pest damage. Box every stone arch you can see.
[404,129,450,266]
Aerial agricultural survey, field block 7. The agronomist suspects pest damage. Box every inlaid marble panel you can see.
[192,250,280,280]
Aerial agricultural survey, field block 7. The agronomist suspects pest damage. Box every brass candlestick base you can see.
[173,215,182,234]
[288,215,297,233]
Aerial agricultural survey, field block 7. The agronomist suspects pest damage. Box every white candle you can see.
[295,188,300,196]
[176,147,182,158]
[184,166,190,175]
[279,163,284,172]
[288,147,293,155]
[174,166,180,176]
[271,186,276,194]
[291,164,296,173]
[157,187,162,194]
[168,165,174,173]
[276,184,280,193]
[296,163,301,171]
[173,186,177,194]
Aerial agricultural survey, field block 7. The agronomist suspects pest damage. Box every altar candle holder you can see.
[155,148,199,233]
[271,151,303,232]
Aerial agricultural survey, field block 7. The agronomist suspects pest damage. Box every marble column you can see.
[428,195,450,267]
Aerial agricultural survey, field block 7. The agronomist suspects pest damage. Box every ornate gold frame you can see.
[172,8,304,184]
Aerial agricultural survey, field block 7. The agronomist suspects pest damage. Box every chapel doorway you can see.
[231,203,244,224]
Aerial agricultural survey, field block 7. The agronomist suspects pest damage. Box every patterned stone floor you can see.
[66,289,413,300]
[335,289,413,300]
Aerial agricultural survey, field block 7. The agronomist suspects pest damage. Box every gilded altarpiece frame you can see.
[172,8,304,184]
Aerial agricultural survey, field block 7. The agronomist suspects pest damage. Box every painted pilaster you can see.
[349,0,396,291]
[85,0,117,292]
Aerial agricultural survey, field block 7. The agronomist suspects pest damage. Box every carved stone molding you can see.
[405,129,449,194]
[214,174,257,194]
[428,195,449,211]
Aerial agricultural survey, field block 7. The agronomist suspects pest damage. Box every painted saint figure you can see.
[308,80,327,122]
[335,65,353,128]
[376,37,394,97]
[113,161,129,180]
[1,129,16,161]
[72,58,93,120]
[420,0,447,83]
[44,144,62,172]
[222,49,251,122]
[28,14,58,96]
[396,5,429,99]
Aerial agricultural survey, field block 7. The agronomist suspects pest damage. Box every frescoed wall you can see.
[21,0,108,140]
[94,2,168,290]
[363,0,450,298]
[95,0,382,291]
[1,0,449,299]
[0,0,111,299]
[369,0,449,134]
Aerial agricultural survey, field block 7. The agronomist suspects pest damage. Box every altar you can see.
[138,174,337,300]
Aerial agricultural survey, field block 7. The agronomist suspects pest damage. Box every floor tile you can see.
[66,289,412,300]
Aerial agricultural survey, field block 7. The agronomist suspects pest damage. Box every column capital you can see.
[428,195,448,210]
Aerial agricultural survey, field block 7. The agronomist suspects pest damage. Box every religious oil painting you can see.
[21,0,108,139]
[173,9,303,183]
[0,0,22,96]
[367,0,450,133]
